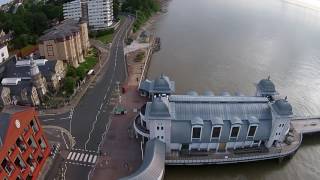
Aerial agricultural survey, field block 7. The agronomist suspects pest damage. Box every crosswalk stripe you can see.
[83,154,89,162]
[75,153,81,161]
[88,155,93,163]
[92,155,97,163]
[67,152,73,160]
[70,152,76,160]
[79,153,85,161]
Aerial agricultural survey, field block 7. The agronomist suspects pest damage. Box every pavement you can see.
[91,87,146,180]
[39,15,135,180]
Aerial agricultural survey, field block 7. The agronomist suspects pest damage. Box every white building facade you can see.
[0,45,9,63]
[135,76,294,154]
[63,0,113,30]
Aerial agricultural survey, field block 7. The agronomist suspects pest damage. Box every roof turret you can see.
[149,97,171,117]
[257,76,277,95]
[272,98,293,116]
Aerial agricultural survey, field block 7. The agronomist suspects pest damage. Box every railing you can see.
[166,133,302,165]
[133,115,150,138]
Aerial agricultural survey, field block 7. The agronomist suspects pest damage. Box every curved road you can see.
[41,16,134,180]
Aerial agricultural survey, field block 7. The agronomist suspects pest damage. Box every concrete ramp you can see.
[119,139,166,180]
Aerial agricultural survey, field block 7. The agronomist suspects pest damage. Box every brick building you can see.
[0,107,51,180]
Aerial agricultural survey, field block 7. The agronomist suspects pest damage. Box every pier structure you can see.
[122,75,320,180]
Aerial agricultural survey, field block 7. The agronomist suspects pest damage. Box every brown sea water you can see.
[147,0,320,179]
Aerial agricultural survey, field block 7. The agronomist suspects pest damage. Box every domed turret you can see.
[256,76,277,97]
[186,91,198,96]
[149,97,171,117]
[203,90,214,96]
[272,98,293,116]
[154,74,171,90]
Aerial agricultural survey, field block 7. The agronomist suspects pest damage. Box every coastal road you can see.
[40,16,134,180]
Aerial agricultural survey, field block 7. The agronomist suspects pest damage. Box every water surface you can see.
[148,0,320,179]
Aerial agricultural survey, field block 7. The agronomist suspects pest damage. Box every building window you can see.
[161,136,164,139]
[161,126,164,130]
[211,126,221,138]
[230,126,240,138]
[247,126,257,137]
[46,44,54,57]
[192,127,202,139]
[157,126,159,130]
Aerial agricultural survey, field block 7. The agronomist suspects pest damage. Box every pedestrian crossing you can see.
[66,149,99,167]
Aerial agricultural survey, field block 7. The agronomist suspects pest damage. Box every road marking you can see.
[92,155,97,163]
[67,152,73,160]
[79,153,85,161]
[42,118,55,122]
[83,154,89,162]
[75,153,81,161]
[88,155,93,163]
[70,152,76,160]
[65,161,94,167]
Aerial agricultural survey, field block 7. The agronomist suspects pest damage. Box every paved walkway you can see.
[91,87,147,180]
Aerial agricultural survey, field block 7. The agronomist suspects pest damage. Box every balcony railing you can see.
[134,115,150,138]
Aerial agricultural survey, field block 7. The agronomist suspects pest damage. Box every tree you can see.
[63,77,76,95]
[113,0,120,20]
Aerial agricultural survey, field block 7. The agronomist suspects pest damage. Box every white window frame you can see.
[210,125,222,141]
[247,125,258,138]
[191,125,202,141]
[229,125,241,140]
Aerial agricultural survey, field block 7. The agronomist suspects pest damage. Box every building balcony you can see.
[134,115,150,138]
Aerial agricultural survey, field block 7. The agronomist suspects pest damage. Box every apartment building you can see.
[0,107,51,180]
[63,0,113,30]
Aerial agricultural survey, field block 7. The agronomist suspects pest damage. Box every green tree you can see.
[63,77,76,95]
[113,0,120,20]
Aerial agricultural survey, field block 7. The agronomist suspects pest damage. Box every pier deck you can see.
[291,116,320,134]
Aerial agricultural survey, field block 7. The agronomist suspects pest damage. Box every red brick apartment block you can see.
[0,107,51,180]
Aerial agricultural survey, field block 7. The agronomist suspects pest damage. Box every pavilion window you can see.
[211,127,221,138]
[230,126,240,138]
[192,127,201,139]
[248,126,257,137]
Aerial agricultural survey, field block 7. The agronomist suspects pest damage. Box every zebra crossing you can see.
[65,149,98,167]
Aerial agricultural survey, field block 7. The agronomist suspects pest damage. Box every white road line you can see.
[67,152,73,160]
[42,118,55,122]
[88,155,93,163]
[60,117,70,120]
[92,155,97,163]
[70,152,76,160]
[83,154,89,162]
[79,153,85,161]
[75,153,81,161]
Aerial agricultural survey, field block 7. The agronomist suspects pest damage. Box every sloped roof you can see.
[138,74,175,94]
[257,78,277,94]
[0,113,11,147]
[39,19,80,41]
[272,99,293,116]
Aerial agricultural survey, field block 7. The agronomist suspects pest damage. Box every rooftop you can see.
[39,19,81,41]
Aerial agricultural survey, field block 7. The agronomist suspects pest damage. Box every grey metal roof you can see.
[203,90,215,96]
[139,74,175,94]
[169,95,269,103]
[257,78,277,94]
[147,97,174,119]
[186,91,198,96]
[39,19,81,41]
[0,113,11,147]
[191,116,204,125]
[119,139,165,180]
[173,102,271,122]
[272,99,293,116]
